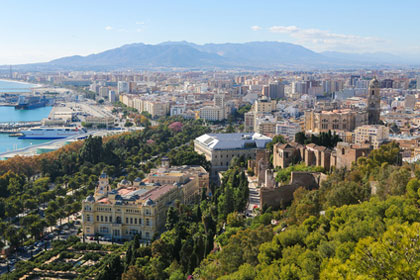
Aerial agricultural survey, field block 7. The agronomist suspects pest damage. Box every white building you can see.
[275,121,301,141]
[194,133,272,179]
[170,104,186,116]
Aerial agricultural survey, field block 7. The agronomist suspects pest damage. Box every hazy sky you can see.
[1,0,420,64]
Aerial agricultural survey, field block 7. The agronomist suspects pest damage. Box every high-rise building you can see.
[99,86,109,98]
[381,79,393,89]
[213,94,225,107]
[108,90,117,103]
[118,81,130,94]
[268,82,284,99]
[367,77,381,125]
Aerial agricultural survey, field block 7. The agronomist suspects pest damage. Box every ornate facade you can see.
[81,160,209,241]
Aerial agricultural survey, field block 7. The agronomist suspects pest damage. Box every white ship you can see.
[18,127,86,140]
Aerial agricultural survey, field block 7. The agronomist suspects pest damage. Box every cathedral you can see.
[367,77,381,125]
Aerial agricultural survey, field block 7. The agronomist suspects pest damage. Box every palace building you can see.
[81,158,209,241]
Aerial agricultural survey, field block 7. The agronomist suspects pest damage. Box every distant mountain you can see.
[49,43,227,68]
[8,41,416,71]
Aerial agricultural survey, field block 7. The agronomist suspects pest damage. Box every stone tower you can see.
[367,77,381,125]
[94,172,111,199]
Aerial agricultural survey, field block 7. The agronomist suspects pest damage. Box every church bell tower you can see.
[367,77,381,125]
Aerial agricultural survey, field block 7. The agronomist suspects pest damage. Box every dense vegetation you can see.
[0,117,210,259]
[193,142,420,279]
[295,131,341,148]
[120,163,249,280]
[2,114,420,280]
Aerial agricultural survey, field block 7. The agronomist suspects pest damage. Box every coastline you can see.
[0,79,42,88]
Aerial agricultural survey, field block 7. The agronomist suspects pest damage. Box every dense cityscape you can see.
[1,1,420,279]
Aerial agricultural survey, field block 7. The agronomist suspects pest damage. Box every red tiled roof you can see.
[97,198,110,204]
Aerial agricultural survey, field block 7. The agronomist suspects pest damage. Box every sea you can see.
[0,80,51,154]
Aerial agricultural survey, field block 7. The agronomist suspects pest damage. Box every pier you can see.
[0,121,41,133]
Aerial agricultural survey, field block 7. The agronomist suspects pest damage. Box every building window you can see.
[105,216,108,222]
[134,218,137,224]
[109,216,112,223]
[101,216,103,222]
[146,232,150,239]
[130,218,133,224]
[96,216,99,222]
[146,218,150,226]
[126,217,129,224]
[86,215,90,222]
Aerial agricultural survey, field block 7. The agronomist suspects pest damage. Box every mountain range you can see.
[5,41,419,71]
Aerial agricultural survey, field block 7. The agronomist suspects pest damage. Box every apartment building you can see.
[354,125,389,149]
[199,106,225,121]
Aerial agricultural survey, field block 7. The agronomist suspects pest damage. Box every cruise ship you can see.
[18,127,86,140]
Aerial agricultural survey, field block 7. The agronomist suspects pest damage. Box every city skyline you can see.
[2,0,420,64]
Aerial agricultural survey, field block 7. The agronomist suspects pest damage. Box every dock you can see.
[0,121,41,134]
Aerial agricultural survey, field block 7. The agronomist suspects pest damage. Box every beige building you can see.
[304,109,368,134]
[354,125,389,149]
[84,116,115,127]
[254,115,277,135]
[82,161,209,241]
[244,98,277,132]
[121,94,170,118]
[199,106,225,121]
[254,98,277,113]
[194,133,272,179]
[143,100,170,118]
[146,157,209,204]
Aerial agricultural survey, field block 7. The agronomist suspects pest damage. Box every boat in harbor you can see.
[15,95,51,110]
[18,127,86,140]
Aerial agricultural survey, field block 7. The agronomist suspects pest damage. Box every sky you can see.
[1,0,420,64]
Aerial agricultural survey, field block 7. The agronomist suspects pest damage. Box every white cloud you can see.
[136,28,143,33]
[269,25,299,33]
[268,25,386,52]
[136,21,145,25]
[105,26,113,31]
[251,25,262,31]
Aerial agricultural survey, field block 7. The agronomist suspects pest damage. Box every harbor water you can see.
[0,80,51,153]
